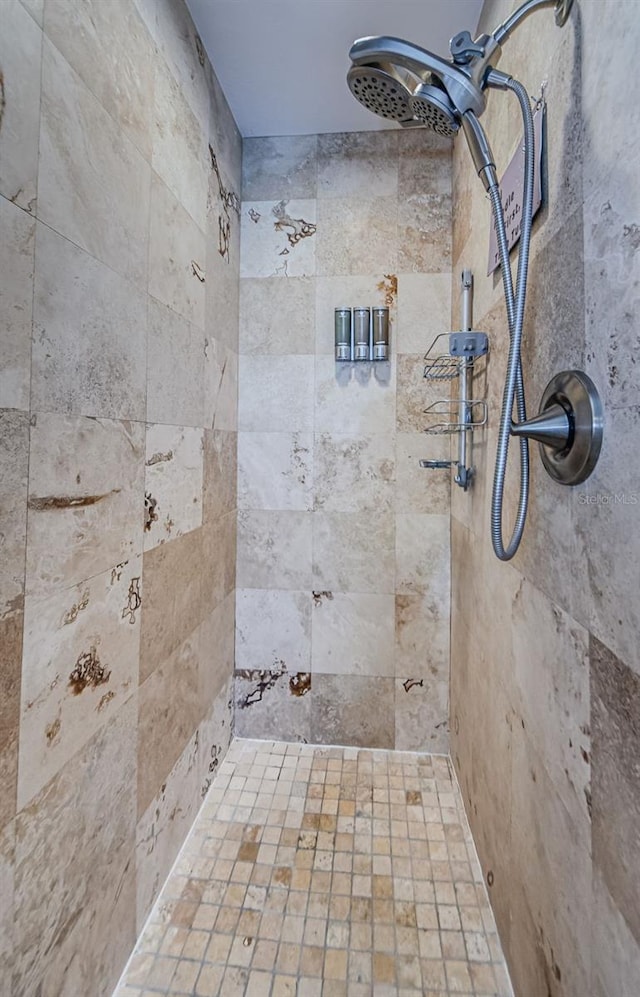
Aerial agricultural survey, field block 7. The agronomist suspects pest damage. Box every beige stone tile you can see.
[236,589,311,673]
[511,579,591,834]
[152,55,209,224]
[239,276,315,355]
[311,676,395,748]
[26,414,144,599]
[32,223,147,421]
[234,666,311,744]
[203,429,237,524]
[242,135,317,201]
[0,612,22,831]
[317,131,398,200]
[591,637,640,949]
[591,869,640,997]
[395,593,449,681]
[137,638,201,818]
[238,355,315,433]
[0,410,29,617]
[316,197,397,277]
[313,434,395,514]
[205,340,237,432]
[398,129,452,199]
[149,175,206,329]
[0,198,35,411]
[396,271,451,354]
[241,200,317,278]
[311,593,395,677]
[394,432,451,516]
[395,678,448,754]
[509,727,591,997]
[238,432,313,511]
[18,556,141,809]
[237,510,312,590]
[314,356,396,435]
[0,819,15,991]
[395,514,450,604]
[39,38,150,285]
[312,512,395,595]
[13,698,137,997]
[19,0,43,25]
[144,424,204,552]
[147,298,205,428]
[43,0,155,160]
[136,729,200,928]
[139,529,204,684]
[398,193,451,274]
[205,230,240,353]
[0,0,42,212]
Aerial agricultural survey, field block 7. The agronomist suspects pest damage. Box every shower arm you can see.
[450,0,574,91]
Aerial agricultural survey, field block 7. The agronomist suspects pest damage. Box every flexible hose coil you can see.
[489,77,536,560]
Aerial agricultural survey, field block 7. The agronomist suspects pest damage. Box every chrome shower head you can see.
[348,35,487,134]
[409,82,459,136]
[346,63,414,124]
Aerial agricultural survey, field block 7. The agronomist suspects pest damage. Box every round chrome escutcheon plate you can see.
[538,370,603,485]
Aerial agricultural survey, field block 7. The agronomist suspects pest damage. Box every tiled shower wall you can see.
[0,0,240,992]
[235,131,453,751]
[450,1,640,995]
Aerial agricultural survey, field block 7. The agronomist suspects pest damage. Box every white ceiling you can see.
[185,0,484,137]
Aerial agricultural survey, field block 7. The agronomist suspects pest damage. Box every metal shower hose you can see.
[488,77,536,560]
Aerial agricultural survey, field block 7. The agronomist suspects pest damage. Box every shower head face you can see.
[347,35,486,129]
[409,82,460,136]
[347,63,413,123]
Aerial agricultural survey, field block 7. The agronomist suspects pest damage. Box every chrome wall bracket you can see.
[510,370,603,485]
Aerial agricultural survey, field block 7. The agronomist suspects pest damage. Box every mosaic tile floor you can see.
[115,739,513,997]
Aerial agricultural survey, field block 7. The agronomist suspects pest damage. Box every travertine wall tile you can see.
[32,224,148,421]
[38,38,151,285]
[313,433,395,513]
[143,424,204,551]
[316,196,397,276]
[42,0,156,160]
[241,199,317,278]
[236,589,311,674]
[237,510,312,590]
[234,666,311,742]
[238,355,315,432]
[2,0,241,990]
[317,131,398,199]
[591,635,640,947]
[147,298,204,427]
[312,512,395,594]
[152,55,209,225]
[238,431,313,511]
[450,1,640,992]
[26,414,145,599]
[0,821,15,993]
[314,356,396,435]
[18,557,142,809]
[242,135,318,201]
[148,175,206,329]
[12,698,137,997]
[0,198,35,411]
[236,130,452,751]
[311,592,395,677]
[239,277,316,355]
[0,1,42,212]
[311,674,395,748]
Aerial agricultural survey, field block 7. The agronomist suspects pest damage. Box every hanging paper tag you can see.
[487,105,544,276]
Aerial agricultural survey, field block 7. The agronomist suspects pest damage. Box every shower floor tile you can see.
[114,739,513,997]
